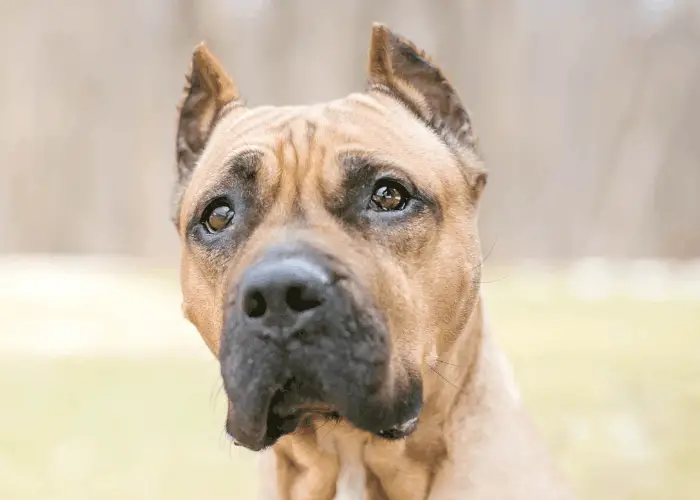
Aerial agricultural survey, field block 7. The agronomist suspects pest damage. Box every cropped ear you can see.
[367,23,477,152]
[176,43,242,185]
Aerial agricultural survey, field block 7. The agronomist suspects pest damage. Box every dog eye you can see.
[202,200,234,233]
[369,181,409,211]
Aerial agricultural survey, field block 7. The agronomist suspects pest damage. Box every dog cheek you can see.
[374,274,429,377]
[181,273,225,356]
[187,302,223,356]
[418,238,476,333]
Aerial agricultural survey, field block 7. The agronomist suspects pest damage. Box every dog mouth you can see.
[225,378,419,450]
[225,378,336,450]
[261,380,341,446]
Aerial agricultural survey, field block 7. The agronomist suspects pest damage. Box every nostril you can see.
[286,285,322,312]
[244,290,267,318]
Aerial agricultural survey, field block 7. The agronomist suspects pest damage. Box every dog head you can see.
[172,24,486,451]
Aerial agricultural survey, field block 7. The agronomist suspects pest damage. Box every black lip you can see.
[223,372,423,451]
[223,386,278,451]
[224,377,322,451]
[226,397,419,451]
[377,416,419,440]
[224,395,299,451]
[221,359,424,451]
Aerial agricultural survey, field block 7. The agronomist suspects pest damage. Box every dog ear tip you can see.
[194,41,208,51]
[192,41,212,61]
[371,22,394,39]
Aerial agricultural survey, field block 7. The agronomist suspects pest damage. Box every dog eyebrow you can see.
[336,151,441,210]
[222,149,263,181]
[337,151,404,178]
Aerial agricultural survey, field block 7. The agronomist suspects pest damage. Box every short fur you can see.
[171,23,574,500]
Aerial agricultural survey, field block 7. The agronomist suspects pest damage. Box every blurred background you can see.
[1,0,699,499]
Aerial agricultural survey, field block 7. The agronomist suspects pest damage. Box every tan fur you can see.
[172,24,574,500]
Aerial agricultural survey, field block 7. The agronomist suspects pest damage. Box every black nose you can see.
[238,257,330,324]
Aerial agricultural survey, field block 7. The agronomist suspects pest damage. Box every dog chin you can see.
[225,380,422,452]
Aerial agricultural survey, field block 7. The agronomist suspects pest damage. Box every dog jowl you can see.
[172,24,485,453]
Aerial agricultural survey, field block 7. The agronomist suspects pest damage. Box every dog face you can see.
[173,24,486,451]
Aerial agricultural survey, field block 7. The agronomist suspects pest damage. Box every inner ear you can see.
[366,23,477,152]
[175,43,243,187]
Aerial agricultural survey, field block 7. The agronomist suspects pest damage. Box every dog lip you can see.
[223,384,282,452]
[224,413,264,452]
[225,388,420,450]
[224,381,322,452]
[376,416,419,440]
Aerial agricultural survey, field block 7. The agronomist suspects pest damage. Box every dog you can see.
[171,23,574,500]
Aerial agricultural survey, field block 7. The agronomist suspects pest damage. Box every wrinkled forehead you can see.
[179,92,469,226]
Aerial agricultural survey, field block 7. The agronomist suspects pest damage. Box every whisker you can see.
[434,359,463,367]
[428,365,466,395]
[313,416,331,433]
[467,237,497,274]
[218,427,236,460]
[468,237,510,284]
[481,237,498,266]
[320,417,340,442]
[477,274,510,284]
[209,377,224,407]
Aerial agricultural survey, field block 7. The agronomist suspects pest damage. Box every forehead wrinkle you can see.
[339,92,448,158]
[290,118,326,216]
[216,104,306,139]
[298,123,335,217]
[341,103,473,200]
[262,123,302,221]
[184,108,310,211]
[209,107,276,144]
[365,92,484,178]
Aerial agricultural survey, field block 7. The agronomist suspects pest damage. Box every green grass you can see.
[1,266,698,499]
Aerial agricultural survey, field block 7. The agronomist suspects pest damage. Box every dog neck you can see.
[265,293,526,499]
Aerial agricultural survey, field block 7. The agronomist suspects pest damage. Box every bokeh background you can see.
[1,0,699,499]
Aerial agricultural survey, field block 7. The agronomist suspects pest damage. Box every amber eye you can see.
[203,201,234,233]
[369,181,409,211]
